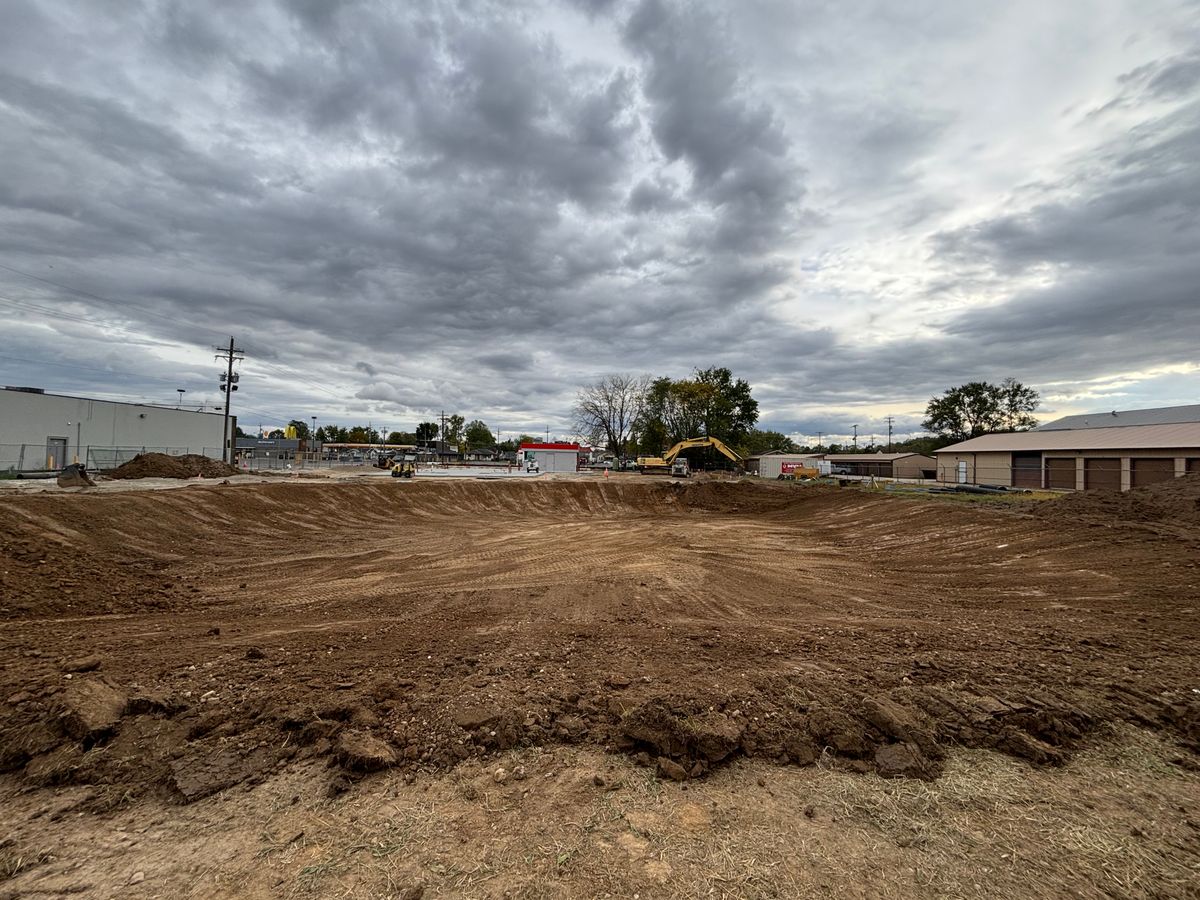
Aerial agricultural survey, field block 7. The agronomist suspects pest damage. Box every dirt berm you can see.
[0,478,1196,807]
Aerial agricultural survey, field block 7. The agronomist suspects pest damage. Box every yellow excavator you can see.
[637,437,745,477]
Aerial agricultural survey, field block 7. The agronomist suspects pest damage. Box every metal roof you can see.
[822,453,932,462]
[746,452,823,460]
[937,422,1200,453]
[1037,403,1200,431]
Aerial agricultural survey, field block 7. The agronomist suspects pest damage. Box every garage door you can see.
[1084,458,1121,492]
[1045,458,1076,490]
[1130,458,1175,488]
[1012,452,1041,488]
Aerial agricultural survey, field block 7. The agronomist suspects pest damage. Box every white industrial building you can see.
[0,386,230,471]
[517,442,580,473]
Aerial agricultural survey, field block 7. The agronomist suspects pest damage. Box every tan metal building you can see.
[934,407,1200,491]
[822,453,937,479]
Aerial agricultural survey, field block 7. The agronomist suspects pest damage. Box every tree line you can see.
[241,374,1040,461]
[575,372,1042,461]
[243,418,538,454]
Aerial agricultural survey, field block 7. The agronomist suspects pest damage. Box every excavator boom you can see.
[659,437,745,468]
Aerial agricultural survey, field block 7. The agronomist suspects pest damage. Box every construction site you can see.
[1,469,1198,898]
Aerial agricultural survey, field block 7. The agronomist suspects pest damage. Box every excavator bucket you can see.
[57,463,96,488]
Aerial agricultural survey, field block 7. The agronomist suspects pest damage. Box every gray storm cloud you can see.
[0,0,1197,437]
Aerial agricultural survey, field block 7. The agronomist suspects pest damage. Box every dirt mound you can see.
[1036,473,1200,534]
[109,453,238,480]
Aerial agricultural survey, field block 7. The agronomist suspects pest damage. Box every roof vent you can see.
[4,386,45,394]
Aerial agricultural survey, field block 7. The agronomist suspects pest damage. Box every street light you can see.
[176,388,186,408]
[311,416,317,462]
[852,424,859,449]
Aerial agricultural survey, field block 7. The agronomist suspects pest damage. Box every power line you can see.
[0,352,187,385]
[0,261,228,341]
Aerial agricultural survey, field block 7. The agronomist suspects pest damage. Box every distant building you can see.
[236,437,302,459]
[746,452,824,479]
[934,404,1200,490]
[518,442,580,473]
[821,453,937,480]
[0,386,229,471]
[747,451,935,479]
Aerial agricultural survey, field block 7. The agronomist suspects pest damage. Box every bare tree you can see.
[573,374,650,462]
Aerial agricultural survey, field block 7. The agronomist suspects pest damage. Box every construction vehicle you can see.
[670,458,690,478]
[638,437,745,474]
[390,457,415,478]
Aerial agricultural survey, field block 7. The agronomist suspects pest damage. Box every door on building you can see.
[1012,452,1042,488]
[46,437,67,470]
[1084,458,1121,491]
[1130,458,1175,488]
[1187,458,1199,475]
[1045,458,1076,490]
[956,461,967,484]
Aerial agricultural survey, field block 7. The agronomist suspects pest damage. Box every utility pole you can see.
[816,431,823,451]
[215,337,244,465]
[885,416,894,452]
[852,424,859,449]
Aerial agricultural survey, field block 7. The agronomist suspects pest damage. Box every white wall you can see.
[519,448,578,472]
[0,388,229,463]
[756,454,823,479]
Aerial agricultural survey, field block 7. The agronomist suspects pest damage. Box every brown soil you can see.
[1,478,1197,818]
[1036,472,1200,534]
[108,452,239,480]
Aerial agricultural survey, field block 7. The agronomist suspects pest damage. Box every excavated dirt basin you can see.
[1,478,1198,809]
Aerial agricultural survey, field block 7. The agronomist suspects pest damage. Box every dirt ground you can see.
[1,477,1198,897]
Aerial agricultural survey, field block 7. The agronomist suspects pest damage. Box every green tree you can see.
[636,368,760,452]
[267,429,285,439]
[465,419,494,449]
[739,429,798,456]
[694,367,758,444]
[445,415,465,446]
[415,422,439,443]
[347,425,379,444]
[922,379,1040,442]
[387,431,417,445]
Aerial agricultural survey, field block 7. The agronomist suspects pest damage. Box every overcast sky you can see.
[1,0,1198,443]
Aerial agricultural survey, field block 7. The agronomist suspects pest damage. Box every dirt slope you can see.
[0,479,1196,811]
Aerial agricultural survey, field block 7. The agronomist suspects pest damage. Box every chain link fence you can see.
[0,443,224,475]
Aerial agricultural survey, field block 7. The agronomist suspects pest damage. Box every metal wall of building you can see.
[1,388,228,468]
[523,448,577,472]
